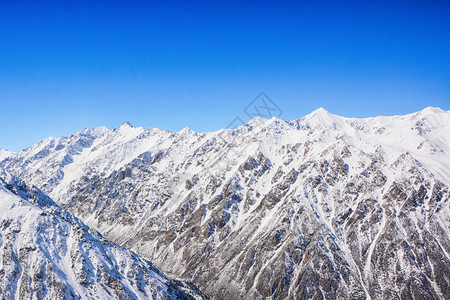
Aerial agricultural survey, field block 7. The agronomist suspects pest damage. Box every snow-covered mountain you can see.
[1,107,449,299]
[0,174,204,299]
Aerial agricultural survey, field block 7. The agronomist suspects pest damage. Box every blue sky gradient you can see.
[1,1,449,151]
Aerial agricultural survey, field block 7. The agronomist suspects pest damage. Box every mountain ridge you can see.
[2,106,448,157]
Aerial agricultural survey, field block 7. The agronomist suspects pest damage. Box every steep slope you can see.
[0,174,204,299]
[1,107,449,299]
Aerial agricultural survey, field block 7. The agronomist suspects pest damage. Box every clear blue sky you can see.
[1,0,449,151]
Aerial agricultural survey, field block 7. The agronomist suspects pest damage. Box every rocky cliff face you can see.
[0,174,204,299]
[1,107,449,299]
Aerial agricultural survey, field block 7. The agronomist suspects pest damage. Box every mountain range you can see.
[1,107,449,299]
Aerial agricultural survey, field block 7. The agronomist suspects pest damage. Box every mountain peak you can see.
[420,107,446,115]
[313,107,330,114]
[121,121,133,127]
[245,116,266,127]
[179,127,194,135]
[301,107,338,125]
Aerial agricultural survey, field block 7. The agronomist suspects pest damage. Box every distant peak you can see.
[302,107,335,120]
[295,107,342,130]
[121,121,133,128]
[316,107,328,112]
[115,121,137,133]
[420,107,446,114]
[179,127,194,134]
[312,107,331,115]
[246,116,266,125]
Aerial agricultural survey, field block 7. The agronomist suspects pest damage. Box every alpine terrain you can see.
[1,107,449,299]
[0,174,204,299]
